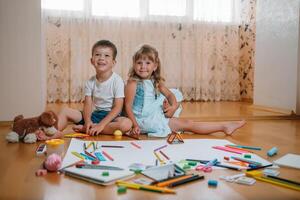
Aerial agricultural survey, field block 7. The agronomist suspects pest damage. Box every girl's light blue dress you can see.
[132,80,183,137]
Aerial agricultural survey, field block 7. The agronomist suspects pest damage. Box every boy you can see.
[57,40,132,136]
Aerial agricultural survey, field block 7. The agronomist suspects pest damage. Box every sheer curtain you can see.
[42,0,255,102]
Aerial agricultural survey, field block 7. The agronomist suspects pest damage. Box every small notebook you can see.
[63,167,135,185]
[273,154,300,169]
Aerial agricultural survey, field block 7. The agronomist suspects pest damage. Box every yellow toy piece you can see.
[114,129,123,140]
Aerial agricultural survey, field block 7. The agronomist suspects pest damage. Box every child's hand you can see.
[163,99,177,118]
[83,121,93,133]
[36,129,49,141]
[88,123,105,136]
[131,126,141,136]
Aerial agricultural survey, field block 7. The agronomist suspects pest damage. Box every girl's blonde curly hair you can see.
[128,44,165,96]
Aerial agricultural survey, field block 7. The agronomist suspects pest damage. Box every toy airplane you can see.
[167,131,184,144]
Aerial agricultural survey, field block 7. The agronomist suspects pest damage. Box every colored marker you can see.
[76,164,124,170]
[205,158,218,167]
[186,159,241,171]
[213,146,246,154]
[86,142,93,150]
[154,144,168,152]
[266,175,300,186]
[80,153,96,161]
[225,145,253,153]
[231,156,262,166]
[64,133,89,138]
[247,164,273,171]
[153,151,165,164]
[84,150,97,160]
[130,142,141,149]
[159,150,170,160]
[101,145,124,148]
[71,151,85,160]
[168,174,204,187]
[59,160,85,172]
[246,171,300,191]
[156,175,193,187]
[116,181,176,194]
[228,144,262,151]
[102,150,114,161]
[94,152,106,161]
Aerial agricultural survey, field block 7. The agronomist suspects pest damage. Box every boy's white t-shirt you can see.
[84,72,125,111]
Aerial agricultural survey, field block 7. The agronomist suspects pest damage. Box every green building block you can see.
[102,171,109,176]
[117,186,127,194]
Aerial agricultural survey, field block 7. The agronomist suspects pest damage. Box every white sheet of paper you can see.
[61,138,272,171]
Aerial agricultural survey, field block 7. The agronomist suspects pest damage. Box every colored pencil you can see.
[84,150,97,159]
[156,175,193,187]
[71,151,85,160]
[266,175,300,186]
[102,150,114,161]
[153,151,165,164]
[231,156,262,166]
[101,145,124,148]
[116,181,176,194]
[186,159,241,171]
[225,145,253,153]
[168,174,204,187]
[159,150,170,160]
[228,144,262,151]
[247,164,273,171]
[154,144,168,152]
[130,142,141,149]
[213,146,246,154]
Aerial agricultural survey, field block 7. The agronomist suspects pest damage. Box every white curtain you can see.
[42,0,255,102]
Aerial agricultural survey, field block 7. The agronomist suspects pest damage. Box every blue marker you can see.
[80,153,95,161]
[267,147,278,157]
[95,152,106,161]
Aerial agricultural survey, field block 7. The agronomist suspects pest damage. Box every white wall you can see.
[254,0,300,113]
[297,10,300,115]
[0,0,45,121]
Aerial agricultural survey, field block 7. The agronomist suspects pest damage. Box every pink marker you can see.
[212,146,245,154]
[130,142,141,149]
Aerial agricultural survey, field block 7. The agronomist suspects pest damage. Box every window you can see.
[193,0,238,23]
[149,0,186,17]
[41,0,84,11]
[42,0,240,23]
[92,0,140,18]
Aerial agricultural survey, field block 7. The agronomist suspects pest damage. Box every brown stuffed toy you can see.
[6,111,59,143]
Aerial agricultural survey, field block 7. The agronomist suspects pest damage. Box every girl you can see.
[125,44,245,137]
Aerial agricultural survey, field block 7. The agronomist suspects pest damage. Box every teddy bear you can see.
[6,111,60,143]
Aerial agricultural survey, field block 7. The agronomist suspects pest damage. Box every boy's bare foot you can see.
[72,125,85,133]
[224,120,246,135]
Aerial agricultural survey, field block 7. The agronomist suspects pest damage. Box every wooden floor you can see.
[46,101,296,121]
[0,102,300,199]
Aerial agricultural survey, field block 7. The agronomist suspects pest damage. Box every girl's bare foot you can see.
[72,125,85,133]
[224,120,246,135]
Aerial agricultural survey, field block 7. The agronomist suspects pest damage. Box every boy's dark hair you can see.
[92,40,117,60]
